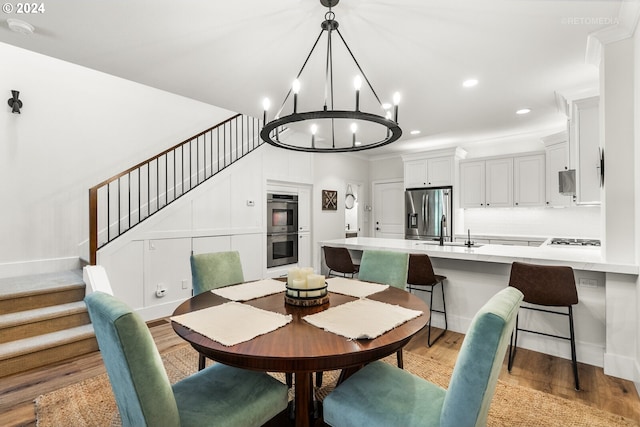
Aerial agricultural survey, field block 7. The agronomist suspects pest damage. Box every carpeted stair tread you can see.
[0,324,95,361]
[0,270,84,300]
[0,301,87,329]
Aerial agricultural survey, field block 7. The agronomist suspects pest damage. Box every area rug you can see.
[35,345,638,427]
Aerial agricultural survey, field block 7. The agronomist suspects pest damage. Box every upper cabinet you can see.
[485,158,514,207]
[460,153,545,208]
[543,132,572,207]
[402,147,466,189]
[571,96,601,204]
[513,154,545,207]
[460,161,485,207]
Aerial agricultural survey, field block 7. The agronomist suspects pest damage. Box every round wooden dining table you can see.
[171,285,429,427]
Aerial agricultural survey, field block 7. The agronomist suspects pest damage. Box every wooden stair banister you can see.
[89,113,265,265]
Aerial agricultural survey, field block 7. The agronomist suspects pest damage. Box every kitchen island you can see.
[318,237,638,381]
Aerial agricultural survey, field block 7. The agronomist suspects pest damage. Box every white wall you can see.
[462,206,601,239]
[369,156,403,181]
[0,42,234,278]
[312,153,370,269]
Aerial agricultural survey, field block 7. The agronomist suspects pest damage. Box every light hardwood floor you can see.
[1,320,638,426]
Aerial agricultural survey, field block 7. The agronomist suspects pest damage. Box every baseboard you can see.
[0,257,81,279]
[604,352,637,382]
[135,298,187,322]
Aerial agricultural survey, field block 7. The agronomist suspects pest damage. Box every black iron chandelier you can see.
[259,0,402,153]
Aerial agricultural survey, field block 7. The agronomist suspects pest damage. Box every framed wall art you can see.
[322,189,338,211]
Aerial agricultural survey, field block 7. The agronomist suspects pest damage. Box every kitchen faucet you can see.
[439,214,446,246]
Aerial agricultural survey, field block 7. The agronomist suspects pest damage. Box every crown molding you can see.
[586,0,640,66]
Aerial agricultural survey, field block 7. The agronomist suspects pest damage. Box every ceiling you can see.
[0,0,624,156]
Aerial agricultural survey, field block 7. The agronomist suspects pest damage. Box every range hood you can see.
[559,169,576,195]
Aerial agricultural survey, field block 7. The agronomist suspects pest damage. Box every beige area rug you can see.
[36,345,638,427]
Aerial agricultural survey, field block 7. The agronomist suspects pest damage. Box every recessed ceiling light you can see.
[516,108,531,115]
[7,18,35,35]
[462,79,478,88]
[410,130,421,135]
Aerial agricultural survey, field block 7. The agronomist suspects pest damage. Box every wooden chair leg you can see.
[286,373,293,388]
[315,371,323,387]
[396,350,403,369]
[198,353,206,371]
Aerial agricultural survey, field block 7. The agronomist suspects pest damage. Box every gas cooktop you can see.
[549,238,601,247]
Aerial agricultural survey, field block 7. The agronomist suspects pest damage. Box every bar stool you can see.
[323,246,359,278]
[406,254,447,347]
[507,261,580,390]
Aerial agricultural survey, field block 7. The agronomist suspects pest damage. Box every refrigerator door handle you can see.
[422,193,428,231]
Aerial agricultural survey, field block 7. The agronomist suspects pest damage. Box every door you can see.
[373,181,404,238]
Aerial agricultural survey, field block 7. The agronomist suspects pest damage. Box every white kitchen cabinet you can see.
[571,96,601,204]
[461,154,544,208]
[297,186,311,232]
[543,133,572,207]
[513,154,545,207]
[298,232,311,268]
[460,161,486,208]
[485,158,513,207]
[404,160,428,188]
[402,148,465,189]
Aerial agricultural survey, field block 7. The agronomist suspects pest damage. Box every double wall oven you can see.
[266,193,298,268]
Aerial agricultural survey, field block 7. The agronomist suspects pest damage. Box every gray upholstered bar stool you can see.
[406,253,447,347]
[507,261,580,390]
[323,246,360,278]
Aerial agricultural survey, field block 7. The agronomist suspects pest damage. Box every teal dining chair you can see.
[358,249,409,289]
[358,249,409,367]
[85,291,288,427]
[323,287,523,427]
[190,250,244,370]
[190,250,245,295]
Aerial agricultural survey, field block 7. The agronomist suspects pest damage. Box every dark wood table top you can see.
[171,284,429,427]
[172,286,429,373]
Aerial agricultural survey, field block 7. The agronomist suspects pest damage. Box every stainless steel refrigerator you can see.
[405,187,453,241]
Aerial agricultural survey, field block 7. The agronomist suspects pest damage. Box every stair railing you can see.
[89,113,264,264]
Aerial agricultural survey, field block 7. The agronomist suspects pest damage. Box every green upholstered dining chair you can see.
[190,250,244,370]
[323,287,523,427]
[190,250,244,295]
[358,249,409,367]
[85,291,288,427]
[357,249,409,290]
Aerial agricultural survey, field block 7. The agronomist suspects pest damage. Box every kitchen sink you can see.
[412,241,484,248]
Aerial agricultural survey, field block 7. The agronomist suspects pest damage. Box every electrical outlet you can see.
[156,283,167,297]
[181,279,188,290]
[578,278,598,288]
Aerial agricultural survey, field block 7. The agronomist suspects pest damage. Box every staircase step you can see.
[0,270,85,314]
[0,301,90,343]
[0,324,97,377]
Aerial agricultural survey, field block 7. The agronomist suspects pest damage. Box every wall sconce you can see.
[7,90,22,114]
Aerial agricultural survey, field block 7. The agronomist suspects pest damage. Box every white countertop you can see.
[319,237,638,275]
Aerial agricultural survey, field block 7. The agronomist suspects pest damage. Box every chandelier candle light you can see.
[260,0,402,153]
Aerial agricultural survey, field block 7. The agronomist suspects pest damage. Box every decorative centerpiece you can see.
[285,267,329,307]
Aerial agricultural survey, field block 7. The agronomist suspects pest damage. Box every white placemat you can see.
[303,298,422,340]
[326,277,389,298]
[171,301,292,346]
[211,279,286,301]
